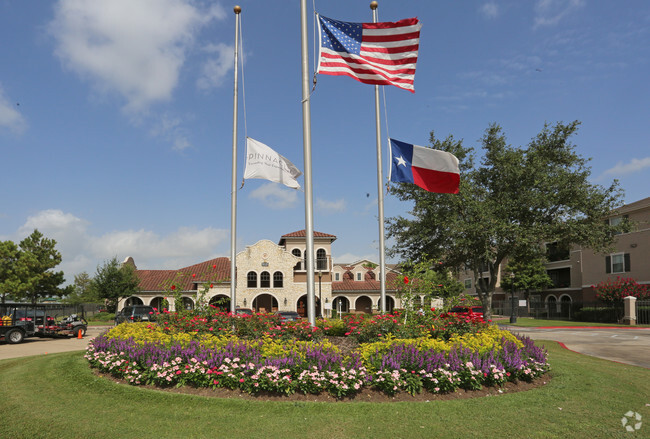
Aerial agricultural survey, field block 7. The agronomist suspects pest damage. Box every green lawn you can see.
[1,341,648,438]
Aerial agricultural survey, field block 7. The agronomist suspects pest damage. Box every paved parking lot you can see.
[0,326,109,360]
[501,325,650,369]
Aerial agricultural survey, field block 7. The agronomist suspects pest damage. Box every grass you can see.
[1,341,649,438]
[505,317,650,328]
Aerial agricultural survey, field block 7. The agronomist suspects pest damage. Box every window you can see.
[273,271,283,288]
[608,215,629,235]
[606,253,630,274]
[260,271,270,288]
[292,249,302,270]
[316,249,327,271]
[334,272,340,281]
[247,271,257,288]
[464,279,472,289]
[547,267,571,288]
[546,241,570,262]
[356,272,362,281]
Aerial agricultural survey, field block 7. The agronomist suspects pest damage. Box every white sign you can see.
[324,303,332,310]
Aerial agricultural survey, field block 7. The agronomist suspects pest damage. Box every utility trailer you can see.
[0,303,88,344]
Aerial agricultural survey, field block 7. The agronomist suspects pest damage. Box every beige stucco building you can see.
[120,230,400,316]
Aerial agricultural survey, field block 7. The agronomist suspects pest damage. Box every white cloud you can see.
[533,0,585,29]
[12,209,229,280]
[49,0,226,114]
[479,3,499,20]
[197,43,235,90]
[249,183,300,209]
[0,85,27,134]
[150,114,192,151]
[602,157,650,177]
[316,198,346,213]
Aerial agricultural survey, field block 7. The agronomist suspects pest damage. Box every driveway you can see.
[500,325,650,369]
[0,326,109,361]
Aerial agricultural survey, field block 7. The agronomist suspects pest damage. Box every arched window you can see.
[260,271,271,288]
[292,249,302,270]
[273,271,283,288]
[316,249,327,270]
[247,271,257,288]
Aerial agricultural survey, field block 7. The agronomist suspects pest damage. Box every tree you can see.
[64,272,98,306]
[0,240,21,303]
[90,257,140,313]
[387,121,624,321]
[500,256,553,313]
[391,258,464,322]
[11,230,69,303]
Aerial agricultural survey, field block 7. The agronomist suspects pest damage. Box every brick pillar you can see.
[623,296,637,326]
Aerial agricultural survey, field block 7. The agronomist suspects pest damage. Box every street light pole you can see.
[510,273,517,324]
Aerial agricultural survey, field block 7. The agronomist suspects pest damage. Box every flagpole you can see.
[371,1,387,313]
[300,0,316,326]
[229,6,241,314]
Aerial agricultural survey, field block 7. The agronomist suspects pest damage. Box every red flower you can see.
[210,283,214,288]
[192,273,196,277]
[213,264,217,269]
[171,285,176,290]
[404,276,409,284]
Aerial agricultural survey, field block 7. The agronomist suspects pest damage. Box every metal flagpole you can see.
[229,6,241,314]
[371,1,387,313]
[300,0,316,326]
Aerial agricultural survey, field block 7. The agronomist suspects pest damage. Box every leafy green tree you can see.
[500,256,553,312]
[12,230,69,303]
[391,258,463,322]
[90,257,140,313]
[0,240,22,303]
[64,272,98,306]
[387,121,624,321]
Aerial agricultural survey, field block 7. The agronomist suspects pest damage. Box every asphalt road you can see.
[0,326,109,361]
[501,325,650,369]
[2,325,649,369]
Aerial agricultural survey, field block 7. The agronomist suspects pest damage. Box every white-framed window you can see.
[356,272,362,281]
[334,272,340,281]
[607,253,630,274]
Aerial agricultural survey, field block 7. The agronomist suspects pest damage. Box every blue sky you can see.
[1,0,649,283]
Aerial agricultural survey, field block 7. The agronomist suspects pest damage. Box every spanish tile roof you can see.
[136,257,230,292]
[332,271,399,292]
[281,230,337,238]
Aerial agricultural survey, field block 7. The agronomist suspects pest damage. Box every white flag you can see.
[243,137,302,189]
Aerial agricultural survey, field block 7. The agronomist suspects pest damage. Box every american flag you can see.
[317,15,421,93]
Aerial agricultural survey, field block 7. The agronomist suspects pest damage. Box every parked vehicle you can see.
[114,305,157,325]
[275,311,302,321]
[234,307,253,316]
[0,304,88,344]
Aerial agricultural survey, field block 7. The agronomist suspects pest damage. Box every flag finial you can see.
[370,1,378,10]
[234,5,241,14]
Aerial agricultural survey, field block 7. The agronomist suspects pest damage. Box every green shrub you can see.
[573,307,618,323]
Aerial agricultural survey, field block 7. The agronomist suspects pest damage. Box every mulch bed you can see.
[92,335,550,403]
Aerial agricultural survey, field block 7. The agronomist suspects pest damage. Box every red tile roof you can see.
[136,257,230,292]
[281,230,337,238]
[332,271,398,292]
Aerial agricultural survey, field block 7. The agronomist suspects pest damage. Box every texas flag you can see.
[389,138,460,194]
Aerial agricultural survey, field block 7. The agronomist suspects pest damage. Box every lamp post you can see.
[318,270,322,318]
[510,273,517,324]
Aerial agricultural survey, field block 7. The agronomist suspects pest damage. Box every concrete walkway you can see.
[0,326,110,361]
[500,325,650,369]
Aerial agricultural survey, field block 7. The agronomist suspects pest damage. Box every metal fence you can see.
[492,299,624,323]
[638,300,650,325]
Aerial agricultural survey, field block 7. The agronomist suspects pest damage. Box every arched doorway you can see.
[560,295,572,319]
[378,296,395,313]
[297,295,307,317]
[355,296,373,314]
[124,296,143,307]
[181,297,194,311]
[150,297,165,312]
[252,294,278,313]
[332,296,350,317]
[209,295,231,311]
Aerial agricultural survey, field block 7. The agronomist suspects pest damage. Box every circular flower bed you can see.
[86,310,548,399]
